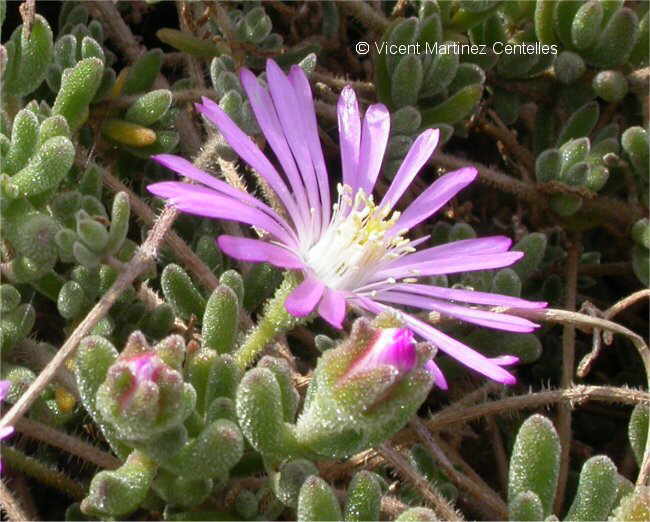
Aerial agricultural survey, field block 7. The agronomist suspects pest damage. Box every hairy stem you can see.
[0,480,31,522]
[15,416,120,470]
[235,273,304,369]
[2,446,85,500]
[555,241,579,513]
[410,418,508,520]
[379,442,463,521]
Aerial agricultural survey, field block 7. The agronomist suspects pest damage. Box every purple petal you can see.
[375,236,513,276]
[348,328,416,376]
[373,291,539,333]
[337,86,361,190]
[288,65,331,230]
[240,68,311,233]
[217,235,304,269]
[424,359,448,390]
[153,154,256,206]
[0,426,14,441]
[152,153,295,234]
[285,275,325,317]
[148,181,298,247]
[317,288,347,329]
[356,104,390,196]
[390,167,477,236]
[390,283,547,309]
[490,355,519,366]
[380,128,440,211]
[354,298,517,385]
[404,315,517,385]
[375,251,524,279]
[0,380,10,402]
[194,98,304,232]
[266,60,323,235]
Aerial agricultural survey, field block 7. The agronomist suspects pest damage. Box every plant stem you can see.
[2,446,85,500]
[379,442,463,521]
[15,416,120,470]
[0,480,31,522]
[339,1,390,34]
[234,273,304,370]
[410,418,508,520]
[555,241,579,514]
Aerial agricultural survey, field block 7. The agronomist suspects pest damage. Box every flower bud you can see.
[96,333,195,441]
[294,318,435,458]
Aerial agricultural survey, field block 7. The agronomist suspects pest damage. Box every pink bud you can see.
[346,328,417,378]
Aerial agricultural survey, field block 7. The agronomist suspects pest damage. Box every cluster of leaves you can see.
[0,0,648,521]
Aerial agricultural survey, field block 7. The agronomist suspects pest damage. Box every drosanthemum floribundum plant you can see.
[148,59,546,388]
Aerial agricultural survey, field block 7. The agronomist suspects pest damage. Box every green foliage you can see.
[564,456,619,521]
[162,264,206,320]
[628,404,649,467]
[508,414,560,518]
[3,15,53,96]
[297,476,343,522]
[82,451,157,518]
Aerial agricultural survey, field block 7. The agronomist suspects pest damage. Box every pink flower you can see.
[148,59,546,388]
[346,328,417,379]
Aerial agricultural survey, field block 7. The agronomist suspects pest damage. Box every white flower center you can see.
[302,184,413,291]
